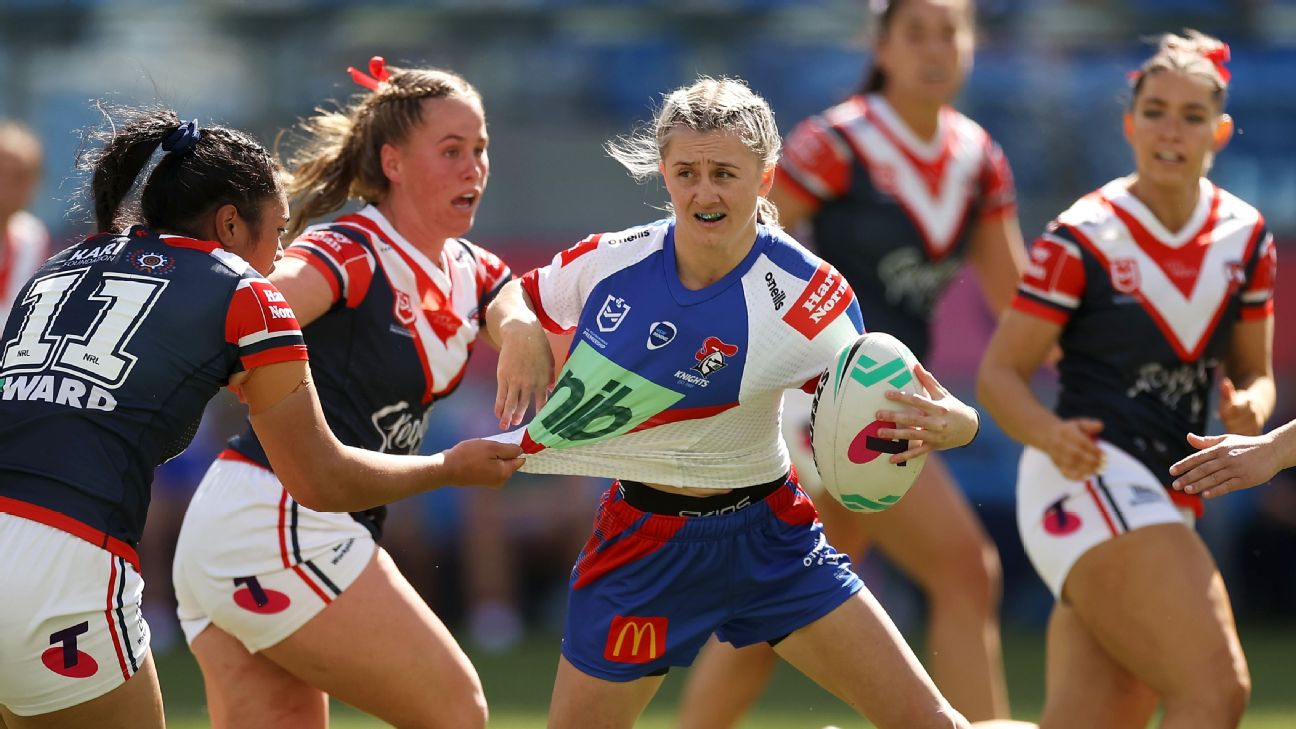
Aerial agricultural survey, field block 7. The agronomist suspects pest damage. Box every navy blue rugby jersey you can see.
[0,227,308,560]
[779,94,1016,359]
[226,206,511,535]
[1013,179,1276,515]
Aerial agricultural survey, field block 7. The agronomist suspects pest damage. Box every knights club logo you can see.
[1110,258,1141,294]
[692,336,739,378]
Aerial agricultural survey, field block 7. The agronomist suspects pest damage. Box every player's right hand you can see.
[1169,432,1280,499]
[495,323,554,430]
[440,439,525,489]
[1043,417,1105,481]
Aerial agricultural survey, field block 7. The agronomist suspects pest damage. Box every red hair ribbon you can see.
[1203,43,1231,83]
[347,56,391,91]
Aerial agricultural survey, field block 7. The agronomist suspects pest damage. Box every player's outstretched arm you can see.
[238,360,524,512]
[1170,420,1296,499]
[486,279,554,429]
[875,363,980,463]
[978,309,1105,481]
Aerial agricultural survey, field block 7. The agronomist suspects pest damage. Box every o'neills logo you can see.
[784,262,852,339]
[603,615,668,664]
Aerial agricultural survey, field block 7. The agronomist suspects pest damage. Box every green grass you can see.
[159,626,1296,728]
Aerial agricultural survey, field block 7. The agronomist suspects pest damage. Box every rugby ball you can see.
[810,332,927,512]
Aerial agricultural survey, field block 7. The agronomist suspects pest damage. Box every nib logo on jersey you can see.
[674,337,738,388]
[370,401,431,454]
[526,341,683,451]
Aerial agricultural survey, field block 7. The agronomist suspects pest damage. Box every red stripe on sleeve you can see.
[520,268,572,335]
[284,248,341,304]
[1011,294,1071,325]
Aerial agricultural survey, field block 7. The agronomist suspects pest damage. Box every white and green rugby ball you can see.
[809,332,927,512]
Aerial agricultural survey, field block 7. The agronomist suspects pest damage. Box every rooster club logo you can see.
[597,295,631,333]
[393,291,418,326]
[691,336,738,378]
[1110,258,1141,294]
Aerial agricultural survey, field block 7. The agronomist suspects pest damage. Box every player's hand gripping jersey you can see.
[778,94,1015,359]
[1013,179,1275,514]
[0,227,307,558]
[514,220,864,488]
[224,205,511,535]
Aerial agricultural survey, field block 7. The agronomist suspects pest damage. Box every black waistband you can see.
[617,474,789,517]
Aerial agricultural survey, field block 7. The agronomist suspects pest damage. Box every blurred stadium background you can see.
[3,0,1294,725]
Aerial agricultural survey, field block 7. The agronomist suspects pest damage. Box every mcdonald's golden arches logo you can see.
[603,615,668,664]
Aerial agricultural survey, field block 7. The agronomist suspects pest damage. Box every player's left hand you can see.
[1217,376,1264,436]
[875,363,980,463]
[1169,432,1280,499]
[494,322,554,429]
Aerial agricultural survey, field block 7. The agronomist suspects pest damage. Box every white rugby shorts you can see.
[1018,440,1193,598]
[0,513,149,716]
[173,454,375,653]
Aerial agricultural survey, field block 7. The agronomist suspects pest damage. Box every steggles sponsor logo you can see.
[603,616,668,663]
[371,401,430,454]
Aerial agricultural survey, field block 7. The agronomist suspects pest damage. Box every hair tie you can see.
[347,56,392,92]
[161,119,202,157]
[1203,43,1231,83]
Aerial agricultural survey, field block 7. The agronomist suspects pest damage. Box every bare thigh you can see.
[1037,603,1157,729]
[197,548,486,729]
[0,654,163,729]
[1060,523,1248,723]
[190,625,327,729]
[547,655,665,729]
[773,589,967,729]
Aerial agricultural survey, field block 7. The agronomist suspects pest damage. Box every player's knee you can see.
[417,684,488,729]
[874,701,969,729]
[1165,662,1250,727]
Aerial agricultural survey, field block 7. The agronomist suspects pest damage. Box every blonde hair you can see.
[606,76,782,226]
[0,120,42,167]
[1130,29,1230,109]
[282,65,482,237]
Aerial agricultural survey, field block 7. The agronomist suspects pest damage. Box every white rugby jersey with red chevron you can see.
[505,220,864,489]
[230,204,512,465]
[1013,178,1275,514]
[1,210,51,321]
[777,94,1016,359]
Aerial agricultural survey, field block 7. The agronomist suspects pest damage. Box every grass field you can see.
[158,625,1296,728]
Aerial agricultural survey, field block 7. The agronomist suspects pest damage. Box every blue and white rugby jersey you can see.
[513,220,864,489]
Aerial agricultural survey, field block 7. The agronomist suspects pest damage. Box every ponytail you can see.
[81,104,281,236]
[89,108,179,232]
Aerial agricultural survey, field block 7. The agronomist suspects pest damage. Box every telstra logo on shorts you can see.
[603,615,668,664]
[42,622,98,678]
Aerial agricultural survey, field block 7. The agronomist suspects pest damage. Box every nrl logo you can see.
[597,295,631,333]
